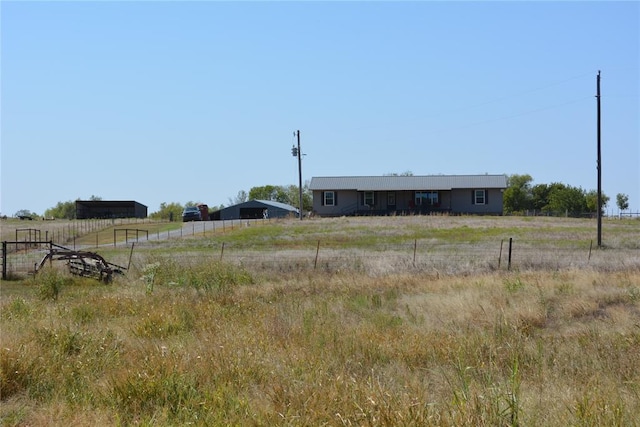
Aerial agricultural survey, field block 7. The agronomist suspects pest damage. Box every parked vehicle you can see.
[182,206,201,222]
[197,204,209,221]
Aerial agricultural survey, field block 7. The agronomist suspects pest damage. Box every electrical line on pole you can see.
[292,130,303,220]
[596,70,602,247]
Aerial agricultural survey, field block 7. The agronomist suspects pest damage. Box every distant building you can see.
[309,174,508,216]
[75,200,147,219]
[211,200,298,221]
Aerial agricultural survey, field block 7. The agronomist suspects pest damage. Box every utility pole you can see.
[596,71,602,247]
[292,130,303,220]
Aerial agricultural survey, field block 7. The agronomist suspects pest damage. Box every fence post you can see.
[314,240,320,269]
[498,239,504,268]
[220,242,225,261]
[127,243,135,271]
[507,237,513,271]
[588,240,593,261]
[2,241,6,280]
[413,239,417,266]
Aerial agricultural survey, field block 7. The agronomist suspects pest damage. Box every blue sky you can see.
[2,1,638,216]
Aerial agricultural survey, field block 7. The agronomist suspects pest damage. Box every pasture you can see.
[1,215,639,426]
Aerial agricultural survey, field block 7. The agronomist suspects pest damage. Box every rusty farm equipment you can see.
[36,246,129,282]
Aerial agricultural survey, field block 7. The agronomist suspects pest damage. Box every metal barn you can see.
[212,200,298,221]
[75,200,148,219]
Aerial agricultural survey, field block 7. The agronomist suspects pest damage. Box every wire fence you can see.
[128,238,639,277]
[3,218,639,280]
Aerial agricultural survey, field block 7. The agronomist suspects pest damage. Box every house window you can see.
[387,192,396,206]
[474,189,486,205]
[324,191,335,206]
[415,191,439,206]
[364,191,375,207]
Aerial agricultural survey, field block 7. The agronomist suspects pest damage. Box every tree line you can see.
[9,177,631,220]
[503,174,629,217]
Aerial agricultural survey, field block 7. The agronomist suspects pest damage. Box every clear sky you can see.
[1,1,638,216]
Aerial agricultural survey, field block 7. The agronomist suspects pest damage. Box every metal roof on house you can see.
[309,175,508,191]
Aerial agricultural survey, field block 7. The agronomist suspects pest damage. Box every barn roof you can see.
[224,200,298,212]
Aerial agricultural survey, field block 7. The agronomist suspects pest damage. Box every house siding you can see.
[313,191,359,217]
[450,188,503,214]
[310,175,507,216]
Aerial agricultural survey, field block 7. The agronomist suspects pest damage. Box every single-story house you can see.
[309,174,508,216]
[76,200,148,219]
[211,200,299,221]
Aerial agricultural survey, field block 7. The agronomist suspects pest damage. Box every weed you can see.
[108,365,204,424]
[0,347,30,400]
[504,277,525,293]
[142,261,160,294]
[33,268,70,301]
[1,297,32,320]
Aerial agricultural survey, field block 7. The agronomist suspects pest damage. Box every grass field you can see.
[1,216,639,426]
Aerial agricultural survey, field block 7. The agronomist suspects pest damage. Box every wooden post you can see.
[127,243,135,271]
[588,240,593,261]
[314,240,320,269]
[498,239,504,268]
[507,237,513,271]
[413,239,417,266]
[220,242,225,261]
[2,241,7,280]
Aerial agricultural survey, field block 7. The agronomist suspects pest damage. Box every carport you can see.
[216,200,298,220]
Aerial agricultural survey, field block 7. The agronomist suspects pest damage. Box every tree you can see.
[249,185,288,203]
[149,202,183,221]
[585,190,609,215]
[616,193,629,212]
[89,195,102,201]
[283,183,312,212]
[531,182,566,213]
[229,190,248,206]
[44,200,76,219]
[503,174,533,214]
[14,209,36,219]
[547,185,587,217]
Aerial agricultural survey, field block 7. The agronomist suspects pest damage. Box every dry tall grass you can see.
[1,216,639,426]
[2,266,639,425]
